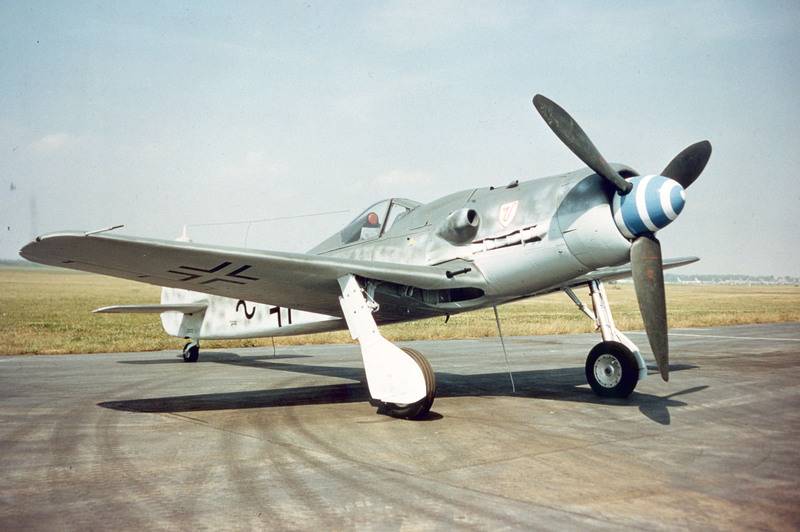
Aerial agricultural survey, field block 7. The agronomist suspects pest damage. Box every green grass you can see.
[1,267,798,355]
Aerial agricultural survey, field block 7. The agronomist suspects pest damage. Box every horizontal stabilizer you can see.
[93,303,208,314]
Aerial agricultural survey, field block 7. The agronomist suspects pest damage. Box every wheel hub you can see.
[594,354,622,388]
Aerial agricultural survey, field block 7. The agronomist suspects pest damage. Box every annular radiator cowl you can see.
[556,174,633,271]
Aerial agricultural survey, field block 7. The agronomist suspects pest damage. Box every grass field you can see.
[1,266,799,355]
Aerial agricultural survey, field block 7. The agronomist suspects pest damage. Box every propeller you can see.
[630,236,669,381]
[661,140,712,189]
[533,94,633,194]
[532,94,712,382]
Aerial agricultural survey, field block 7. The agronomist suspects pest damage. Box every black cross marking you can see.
[167,270,202,282]
[168,261,260,285]
[179,261,231,274]
[227,265,258,281]
[167,270,200,282]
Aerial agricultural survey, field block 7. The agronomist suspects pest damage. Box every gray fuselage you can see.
[310,165,637,323]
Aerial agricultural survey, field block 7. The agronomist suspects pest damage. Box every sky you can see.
[1,0,799,276]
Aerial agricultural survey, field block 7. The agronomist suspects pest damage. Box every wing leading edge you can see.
[20,232,487,317]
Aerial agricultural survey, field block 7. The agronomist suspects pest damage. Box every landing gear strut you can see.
[182,341,199,363]
[564,280,647,398]
[338,274,436,419]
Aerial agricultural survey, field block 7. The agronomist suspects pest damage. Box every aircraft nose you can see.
[612,175,686,239]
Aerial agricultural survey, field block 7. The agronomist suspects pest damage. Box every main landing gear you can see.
[565,280,647,398]
[338,275,436,419]
[375,347,436,419]
[182,341,199,363]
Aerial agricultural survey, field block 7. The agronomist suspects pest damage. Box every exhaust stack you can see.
[436,208,480,245]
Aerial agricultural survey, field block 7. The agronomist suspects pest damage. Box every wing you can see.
[20,232,487,317]
[564,256,699,287]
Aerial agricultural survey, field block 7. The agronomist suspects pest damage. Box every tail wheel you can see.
[585,341,638,398]
[377,347,436,420]
[182,342,199,363]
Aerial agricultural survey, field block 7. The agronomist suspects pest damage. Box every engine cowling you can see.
[556,174,632,270]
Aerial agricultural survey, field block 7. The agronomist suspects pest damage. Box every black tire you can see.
[182,342,199,363]
[585,341,638,398]
[377,347,436,419]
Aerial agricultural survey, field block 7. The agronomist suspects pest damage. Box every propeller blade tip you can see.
[696,139,713,158]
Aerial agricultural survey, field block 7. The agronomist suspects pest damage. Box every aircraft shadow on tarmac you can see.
[102,352,704,425]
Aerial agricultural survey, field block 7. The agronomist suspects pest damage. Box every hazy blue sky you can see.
[1,1,798,275]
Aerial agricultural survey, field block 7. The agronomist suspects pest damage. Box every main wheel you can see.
[585,341,638,398]
[182,342,199,363]
[377,347,436,420]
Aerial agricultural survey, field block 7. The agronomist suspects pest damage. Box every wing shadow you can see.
[100,352,702,424]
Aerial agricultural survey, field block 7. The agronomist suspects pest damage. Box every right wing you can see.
[564,256,699,287]
[21,231,487,317]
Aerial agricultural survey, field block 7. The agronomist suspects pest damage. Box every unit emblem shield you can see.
[498,201,519,227]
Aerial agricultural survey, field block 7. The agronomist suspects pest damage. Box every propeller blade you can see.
[661,140,712,189]
[533,94,633,194]
[630,236,670,381]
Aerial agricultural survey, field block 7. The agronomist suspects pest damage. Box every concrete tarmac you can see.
[1,323,799,530]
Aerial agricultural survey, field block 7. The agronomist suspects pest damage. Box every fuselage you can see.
[161,165,638,340]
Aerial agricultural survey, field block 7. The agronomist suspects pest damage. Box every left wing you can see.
[21,231,487,317]
[564,256,699,287]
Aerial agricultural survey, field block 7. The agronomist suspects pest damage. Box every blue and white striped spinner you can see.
[612,175,686,239]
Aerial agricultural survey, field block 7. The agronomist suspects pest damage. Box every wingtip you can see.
[18,234,49,262]
[18,231,87,267]
[18,241,37,261]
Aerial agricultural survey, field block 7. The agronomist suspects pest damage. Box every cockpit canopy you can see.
[309,198,421,253]
[340,198,421,244]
